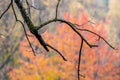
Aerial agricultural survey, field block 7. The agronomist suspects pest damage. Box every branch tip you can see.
[46,43,67,61]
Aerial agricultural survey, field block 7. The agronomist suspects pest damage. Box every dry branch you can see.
[0,0,116,80]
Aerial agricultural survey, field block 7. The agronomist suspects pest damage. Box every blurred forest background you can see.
[0,0,120,80]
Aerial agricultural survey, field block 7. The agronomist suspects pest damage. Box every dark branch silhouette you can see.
[78,40,85,79]
[0,0,13,19]
[46,43,67,61]
[0,0,116,80]
[14,0,49,52]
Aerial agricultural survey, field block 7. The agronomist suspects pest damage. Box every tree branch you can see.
[0,0,13,19]
[78,40,85,79]
[55,0,61,19]
[14,0,49,52]
[25,0,31,18]
[75,26,116,50]
[0,0,116,80]
[12,2,36,56]
[18,20,36,56]
[46,43,67,61]
[37,18,98,48]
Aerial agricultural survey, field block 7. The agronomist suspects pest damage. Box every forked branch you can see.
[11,1,36,56]
[75,26,116,50]
[0,0,116,80]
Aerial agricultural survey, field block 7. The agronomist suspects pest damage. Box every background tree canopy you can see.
[0,0,120,80]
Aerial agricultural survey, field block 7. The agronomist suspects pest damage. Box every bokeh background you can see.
[0,0,120,80]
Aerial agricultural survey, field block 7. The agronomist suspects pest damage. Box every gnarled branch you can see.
[0,0,116,80]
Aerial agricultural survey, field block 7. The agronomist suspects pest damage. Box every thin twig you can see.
[18,20,36,56]
[11,1,17,20]
[37,18,98,48]
[46,43,67,61]
[78,40,84,80]
[12,3,36,56]
[0,0,13,19]
[3,1,115,80]
[74,20,95,27]
[25,0,31,18]
[55,0,61,19]
[75,28,116,50]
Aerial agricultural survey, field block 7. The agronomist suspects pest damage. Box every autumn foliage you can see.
[8,11,120,80]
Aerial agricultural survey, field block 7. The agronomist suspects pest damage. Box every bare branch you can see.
[0,0,115,80]
[11,1,17,20]
[78,40,84,79]
[15,0,49,52]
[75,27,116,49]
[17,20,36,56]
[12,3,36,56]
[46,43,67,61]
[55,0,61,19]
[37,18,98,48]
[25,0,31,18]
[0,0,13,19]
